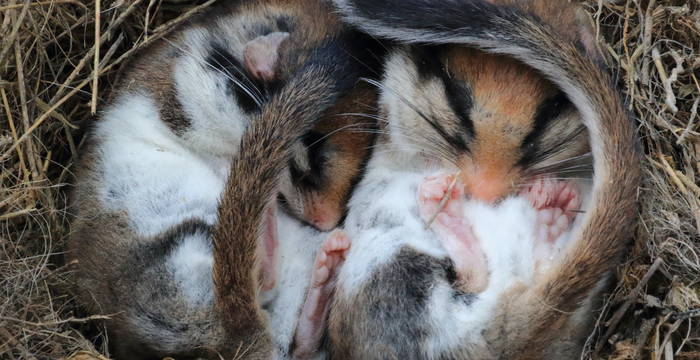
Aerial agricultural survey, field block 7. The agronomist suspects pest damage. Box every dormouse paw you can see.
[522,178,581,272]
[292,231,350,359]
[418,173,465,223]
[418,173,488,293]
[522,178,581,243]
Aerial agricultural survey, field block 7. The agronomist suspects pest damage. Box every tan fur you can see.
[478,5,640,360]
[445,47,561,199]
[327,0,640,358]
[301,83,378,228]
[213,66,342,357]
[69,0,373,358]
[452,4,638,357]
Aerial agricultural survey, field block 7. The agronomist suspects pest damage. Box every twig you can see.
[1,88,29,183]
[0,328,38,360]
[670,309,700,321]
[0,315,112,327]
[48,0,144,104]
[14,36,41,203]
[651,47,682,113]
[0,0,215,162]
[677,75,699,145]
[0,0,86,11]
[0,0,30,69]
[0,208,36,220]
[594,257,663,355]
[424,171,461,229]
[91,0,101,115]
[655,318,683,360]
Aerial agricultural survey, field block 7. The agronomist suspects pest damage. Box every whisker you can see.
[164,39,265,109]
[351,80,461,166]
[362,78,446,133]
[366,79,461,160]
[207,45,265,107]
[208,45,266,100]
[306,122,378,147]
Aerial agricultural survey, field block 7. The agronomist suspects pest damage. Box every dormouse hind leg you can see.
[418,174,489,293]
[257,204,278,291]
[292,230,350,359]
[522,178,581,270]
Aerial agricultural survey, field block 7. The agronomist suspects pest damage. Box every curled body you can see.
[68,0,380,358]
[332,164,586,358]
[327,0,640,358]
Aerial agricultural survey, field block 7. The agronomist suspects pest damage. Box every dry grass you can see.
[0,0,697,359]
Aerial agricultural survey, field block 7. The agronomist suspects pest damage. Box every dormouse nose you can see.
[304,201,343,231]
[460,169,510,203]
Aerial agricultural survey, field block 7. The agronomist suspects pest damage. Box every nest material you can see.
[0,0,697,359]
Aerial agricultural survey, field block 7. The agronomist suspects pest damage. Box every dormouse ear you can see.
[573,7,605,64]
[243,32,290,82]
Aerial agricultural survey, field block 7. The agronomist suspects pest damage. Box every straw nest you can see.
[0,0,697,359]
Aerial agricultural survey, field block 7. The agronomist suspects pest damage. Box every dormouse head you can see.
[379,46,589,203]
[239,31,377,231]
[279,84,377,231]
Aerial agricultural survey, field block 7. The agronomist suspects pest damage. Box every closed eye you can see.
[518,92,573,167]
[362,77,462,162]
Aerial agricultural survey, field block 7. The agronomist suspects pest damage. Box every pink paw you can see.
[418,173,464,223]
[522,178,581,243]
[292,231,350,359]
[418,173,488,293]
[311,231,350,288]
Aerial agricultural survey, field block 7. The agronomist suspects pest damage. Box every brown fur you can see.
[490,35,640,360]
[487,0,601,56]
[445,47,564,199]
[327,0,640,358]
[213,66,342,359]
[68,146,234,359]
[123,40,191,134]
[473,5,640,360]
[327,48,589,360]
[295,83,378,228]
[69,0,375,358]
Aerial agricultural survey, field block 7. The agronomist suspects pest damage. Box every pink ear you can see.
[575,8,605,63]
[243,32,290,82]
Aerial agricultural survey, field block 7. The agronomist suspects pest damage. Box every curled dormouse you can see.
[326,0,640,358]
[68,0,381,358]
[115,0,378,231]
[281,82,379,231]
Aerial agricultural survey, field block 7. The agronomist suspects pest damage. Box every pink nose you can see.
[306,208,341,231]
[312,216,331,231]
[463,176,509,204]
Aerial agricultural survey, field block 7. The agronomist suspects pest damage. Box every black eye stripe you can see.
[288,131,328,189]
[302,131,328,173]
[411,45,444,80]
[519,92,573,166]
[409,46,474,151]
[206,42,267,113]
[440,74,474,140]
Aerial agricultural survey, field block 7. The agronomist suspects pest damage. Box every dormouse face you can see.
[229,28,378,231]
[380,46,589,202]
[279,84,377,231]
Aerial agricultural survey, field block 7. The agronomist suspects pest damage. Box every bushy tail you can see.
[211,41,364,356]
[331,0,641,356]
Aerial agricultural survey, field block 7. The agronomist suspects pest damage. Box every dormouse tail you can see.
[211,45,362,354]
[331,0,641,356]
